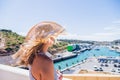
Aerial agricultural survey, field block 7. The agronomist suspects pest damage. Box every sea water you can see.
[54,47,120,70]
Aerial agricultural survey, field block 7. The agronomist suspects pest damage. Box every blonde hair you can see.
[12,21,65,66]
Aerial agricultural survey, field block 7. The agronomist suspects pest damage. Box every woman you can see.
[12,21,65,80]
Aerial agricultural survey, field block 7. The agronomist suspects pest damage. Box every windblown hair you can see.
[12,21,65,66]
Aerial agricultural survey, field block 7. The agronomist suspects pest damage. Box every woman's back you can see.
[31,53,54,80]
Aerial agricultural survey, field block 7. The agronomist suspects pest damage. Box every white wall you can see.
[0,64,71,80]
[0,64,29,80]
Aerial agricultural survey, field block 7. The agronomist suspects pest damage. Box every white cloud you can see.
[94,32,118,36]
[59,22,120,41]
[112,20,120,24]
[58,31,120,41]
[17,32,27,36]
[92,32,120,41]
[99,20,120,40]
[104,26,120,31]
[104,26,117,30]
[58,34,79,40]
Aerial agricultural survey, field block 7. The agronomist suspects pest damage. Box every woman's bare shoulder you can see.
[31,54,54,80]
[38,53,52,62]
[32,53,53,67]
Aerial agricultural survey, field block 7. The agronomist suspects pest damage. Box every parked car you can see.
[94,67,103,71]
[114,64,117,67]
[99,67,103,71]
[118,69,120,73]
[94,67,99,71]
[111,69,115,72]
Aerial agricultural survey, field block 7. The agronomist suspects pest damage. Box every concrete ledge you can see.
[0,64,29,80]
[1,64,120,80]
[63,74,120,80]
[0,64,71,80]
[63,74,120,77]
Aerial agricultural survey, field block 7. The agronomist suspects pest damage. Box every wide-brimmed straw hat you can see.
[12,21,66,60]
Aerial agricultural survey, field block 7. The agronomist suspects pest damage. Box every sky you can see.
[0,0,120,41]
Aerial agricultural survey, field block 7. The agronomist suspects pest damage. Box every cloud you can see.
[94,32,118,36]
[104,26,117,30]
[17,32,26,36]
[58,31,120,41]
[92,32,120,41]
[104,26,120,31]
[59,21,120,41]
[112,20,120,24]
[58,33,80,40]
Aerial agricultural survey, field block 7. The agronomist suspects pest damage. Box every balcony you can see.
[0,64,120,80]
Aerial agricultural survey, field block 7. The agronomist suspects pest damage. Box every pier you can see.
[53,52,77,63]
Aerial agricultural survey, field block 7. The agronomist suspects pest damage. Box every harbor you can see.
[54,46,120,75]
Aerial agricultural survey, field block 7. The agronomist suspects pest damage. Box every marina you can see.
[54,47,120,75]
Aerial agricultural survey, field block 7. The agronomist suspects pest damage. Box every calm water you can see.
[54,47,120,70]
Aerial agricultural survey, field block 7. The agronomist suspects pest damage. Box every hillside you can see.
[0,29,69,56]
[0,29,25,56]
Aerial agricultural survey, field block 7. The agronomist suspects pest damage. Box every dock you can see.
[53,52,77,63]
